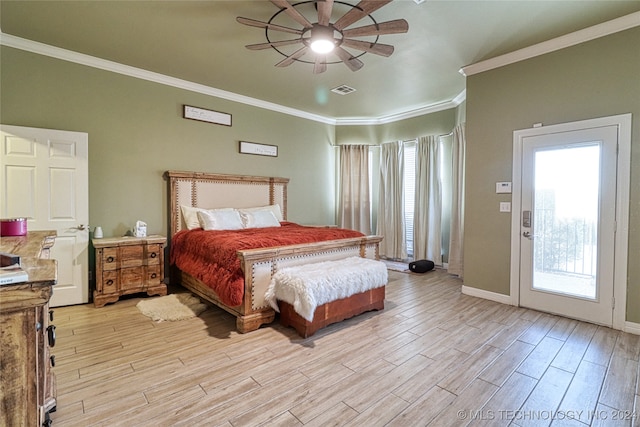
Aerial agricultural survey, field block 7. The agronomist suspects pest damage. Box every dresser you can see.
[93,235,167,307]
[0,231,58,427]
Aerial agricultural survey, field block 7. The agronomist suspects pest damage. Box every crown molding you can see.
[0,32,338,125]
[460,11,640,77]
[0,31,467,126]
[334,90,466,126]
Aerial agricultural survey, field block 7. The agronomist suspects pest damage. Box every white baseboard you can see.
[461,285,514,306]
[624,321,640,336]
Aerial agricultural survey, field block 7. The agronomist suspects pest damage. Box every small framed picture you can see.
[183,105,232,126]
[239,141,278,157]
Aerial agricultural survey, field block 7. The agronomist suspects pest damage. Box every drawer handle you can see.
[50,355,56,367]
[49,309,54,322]
[47,325,56,347]
[150,273,157,279]
[106,256,115,263]
[106,279,114,286]
[150,252,157,258]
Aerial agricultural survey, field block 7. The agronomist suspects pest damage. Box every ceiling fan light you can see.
[310,38,335,53]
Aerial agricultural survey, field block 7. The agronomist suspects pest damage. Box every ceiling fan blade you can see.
[317,0,334,26]
[342,19,409,37]
[314,55,327,74]
[246,39,303,50]
[275,46,309,67]
[333,0,392,31]
[334,47,364,71]
[341,39,394,57]
[270,0,314,29]
[237,17,303,35]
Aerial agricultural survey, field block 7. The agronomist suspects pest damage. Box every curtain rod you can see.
[335,129,456,148]
[365,131,454,148]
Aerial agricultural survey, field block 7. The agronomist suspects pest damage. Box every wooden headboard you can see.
[164,171,289,237]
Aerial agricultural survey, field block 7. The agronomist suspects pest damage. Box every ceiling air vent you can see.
[331,85,357,95]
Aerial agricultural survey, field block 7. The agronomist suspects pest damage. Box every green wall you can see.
[1,46,336,237]
[465,27,640,322]
[335,108,457,235]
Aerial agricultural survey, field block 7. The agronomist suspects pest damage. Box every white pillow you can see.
[181,205,206,230]
[238,204,283,222]
[241,210,281,229]
[197,209,244,231]
[181,205,234,230]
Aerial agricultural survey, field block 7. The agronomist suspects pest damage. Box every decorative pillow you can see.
[241,210,281,229]
[181,205,234,230]
[238,204,283,222]
[181,205,206,230]
[197,209,244,231]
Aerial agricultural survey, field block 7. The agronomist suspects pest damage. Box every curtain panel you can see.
[377,141,407,260]
[338,145,371,234]
[448,123,466,277]
[413,135,442,264]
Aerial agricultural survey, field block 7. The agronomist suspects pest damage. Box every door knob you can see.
[523,231,534,239]
[77,224,87,231]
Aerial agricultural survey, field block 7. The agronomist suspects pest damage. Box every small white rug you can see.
[136,293,207,322]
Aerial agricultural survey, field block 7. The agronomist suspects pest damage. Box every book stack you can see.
[0,252,28,285]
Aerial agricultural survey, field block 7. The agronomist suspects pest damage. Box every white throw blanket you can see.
[264,256,388,322]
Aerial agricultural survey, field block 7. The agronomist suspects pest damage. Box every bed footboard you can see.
[238,236,383,310]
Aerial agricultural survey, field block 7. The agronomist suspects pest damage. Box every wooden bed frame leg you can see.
[236,310,276,333]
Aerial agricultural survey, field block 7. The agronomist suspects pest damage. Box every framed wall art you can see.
[239,141,278,157]
[183,105,232,126]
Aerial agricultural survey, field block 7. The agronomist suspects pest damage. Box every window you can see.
[403,141,417,257]
[402,137,452,262]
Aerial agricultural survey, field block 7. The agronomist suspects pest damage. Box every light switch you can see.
[500,202,511,212]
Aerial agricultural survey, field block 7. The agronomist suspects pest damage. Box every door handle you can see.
[76,224,87,231]
[523,231,534,239]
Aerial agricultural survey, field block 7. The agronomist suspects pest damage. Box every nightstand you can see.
[93,235,167,307]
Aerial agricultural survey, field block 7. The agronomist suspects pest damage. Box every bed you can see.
[164,170,383,333]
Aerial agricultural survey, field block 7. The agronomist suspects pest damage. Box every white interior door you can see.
[511,114,631,329]
[1,125,89,307]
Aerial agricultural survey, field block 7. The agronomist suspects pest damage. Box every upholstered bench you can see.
[265,256,388,338]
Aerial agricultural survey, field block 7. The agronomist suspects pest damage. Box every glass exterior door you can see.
[519,126,617,326]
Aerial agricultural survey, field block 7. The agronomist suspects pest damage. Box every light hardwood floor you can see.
[50,269,640,426]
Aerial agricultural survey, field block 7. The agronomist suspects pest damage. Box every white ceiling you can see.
[2,1,639,122]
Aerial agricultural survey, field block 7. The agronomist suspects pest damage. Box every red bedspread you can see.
[170,222,365,306]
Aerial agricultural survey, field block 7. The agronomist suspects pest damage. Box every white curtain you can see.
[377,141,407,260]
[413,135,442,264]
[338,145,371,234]
[448,123,466,277]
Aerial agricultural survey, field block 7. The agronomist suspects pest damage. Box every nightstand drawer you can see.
[120,245,144,268]
[147,265,162,284]
[101,270,120,293]
[101,247,119,271]
[121,266,145,287]
[146,244,162,265]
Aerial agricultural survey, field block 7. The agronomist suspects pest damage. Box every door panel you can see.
[519,126,617,326]
[1,125,89,306]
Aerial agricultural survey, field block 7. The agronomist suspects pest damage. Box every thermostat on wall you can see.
[496,182,512,193]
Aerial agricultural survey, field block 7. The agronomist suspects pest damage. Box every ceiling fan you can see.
[237,0,409,73]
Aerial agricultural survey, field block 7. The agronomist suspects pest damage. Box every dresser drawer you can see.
[120,245,144,268]
[121,266,145,288]
[146,244,162,265]
[101,247,119,271]
[101,270,120,293]
[147,265,162,285]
